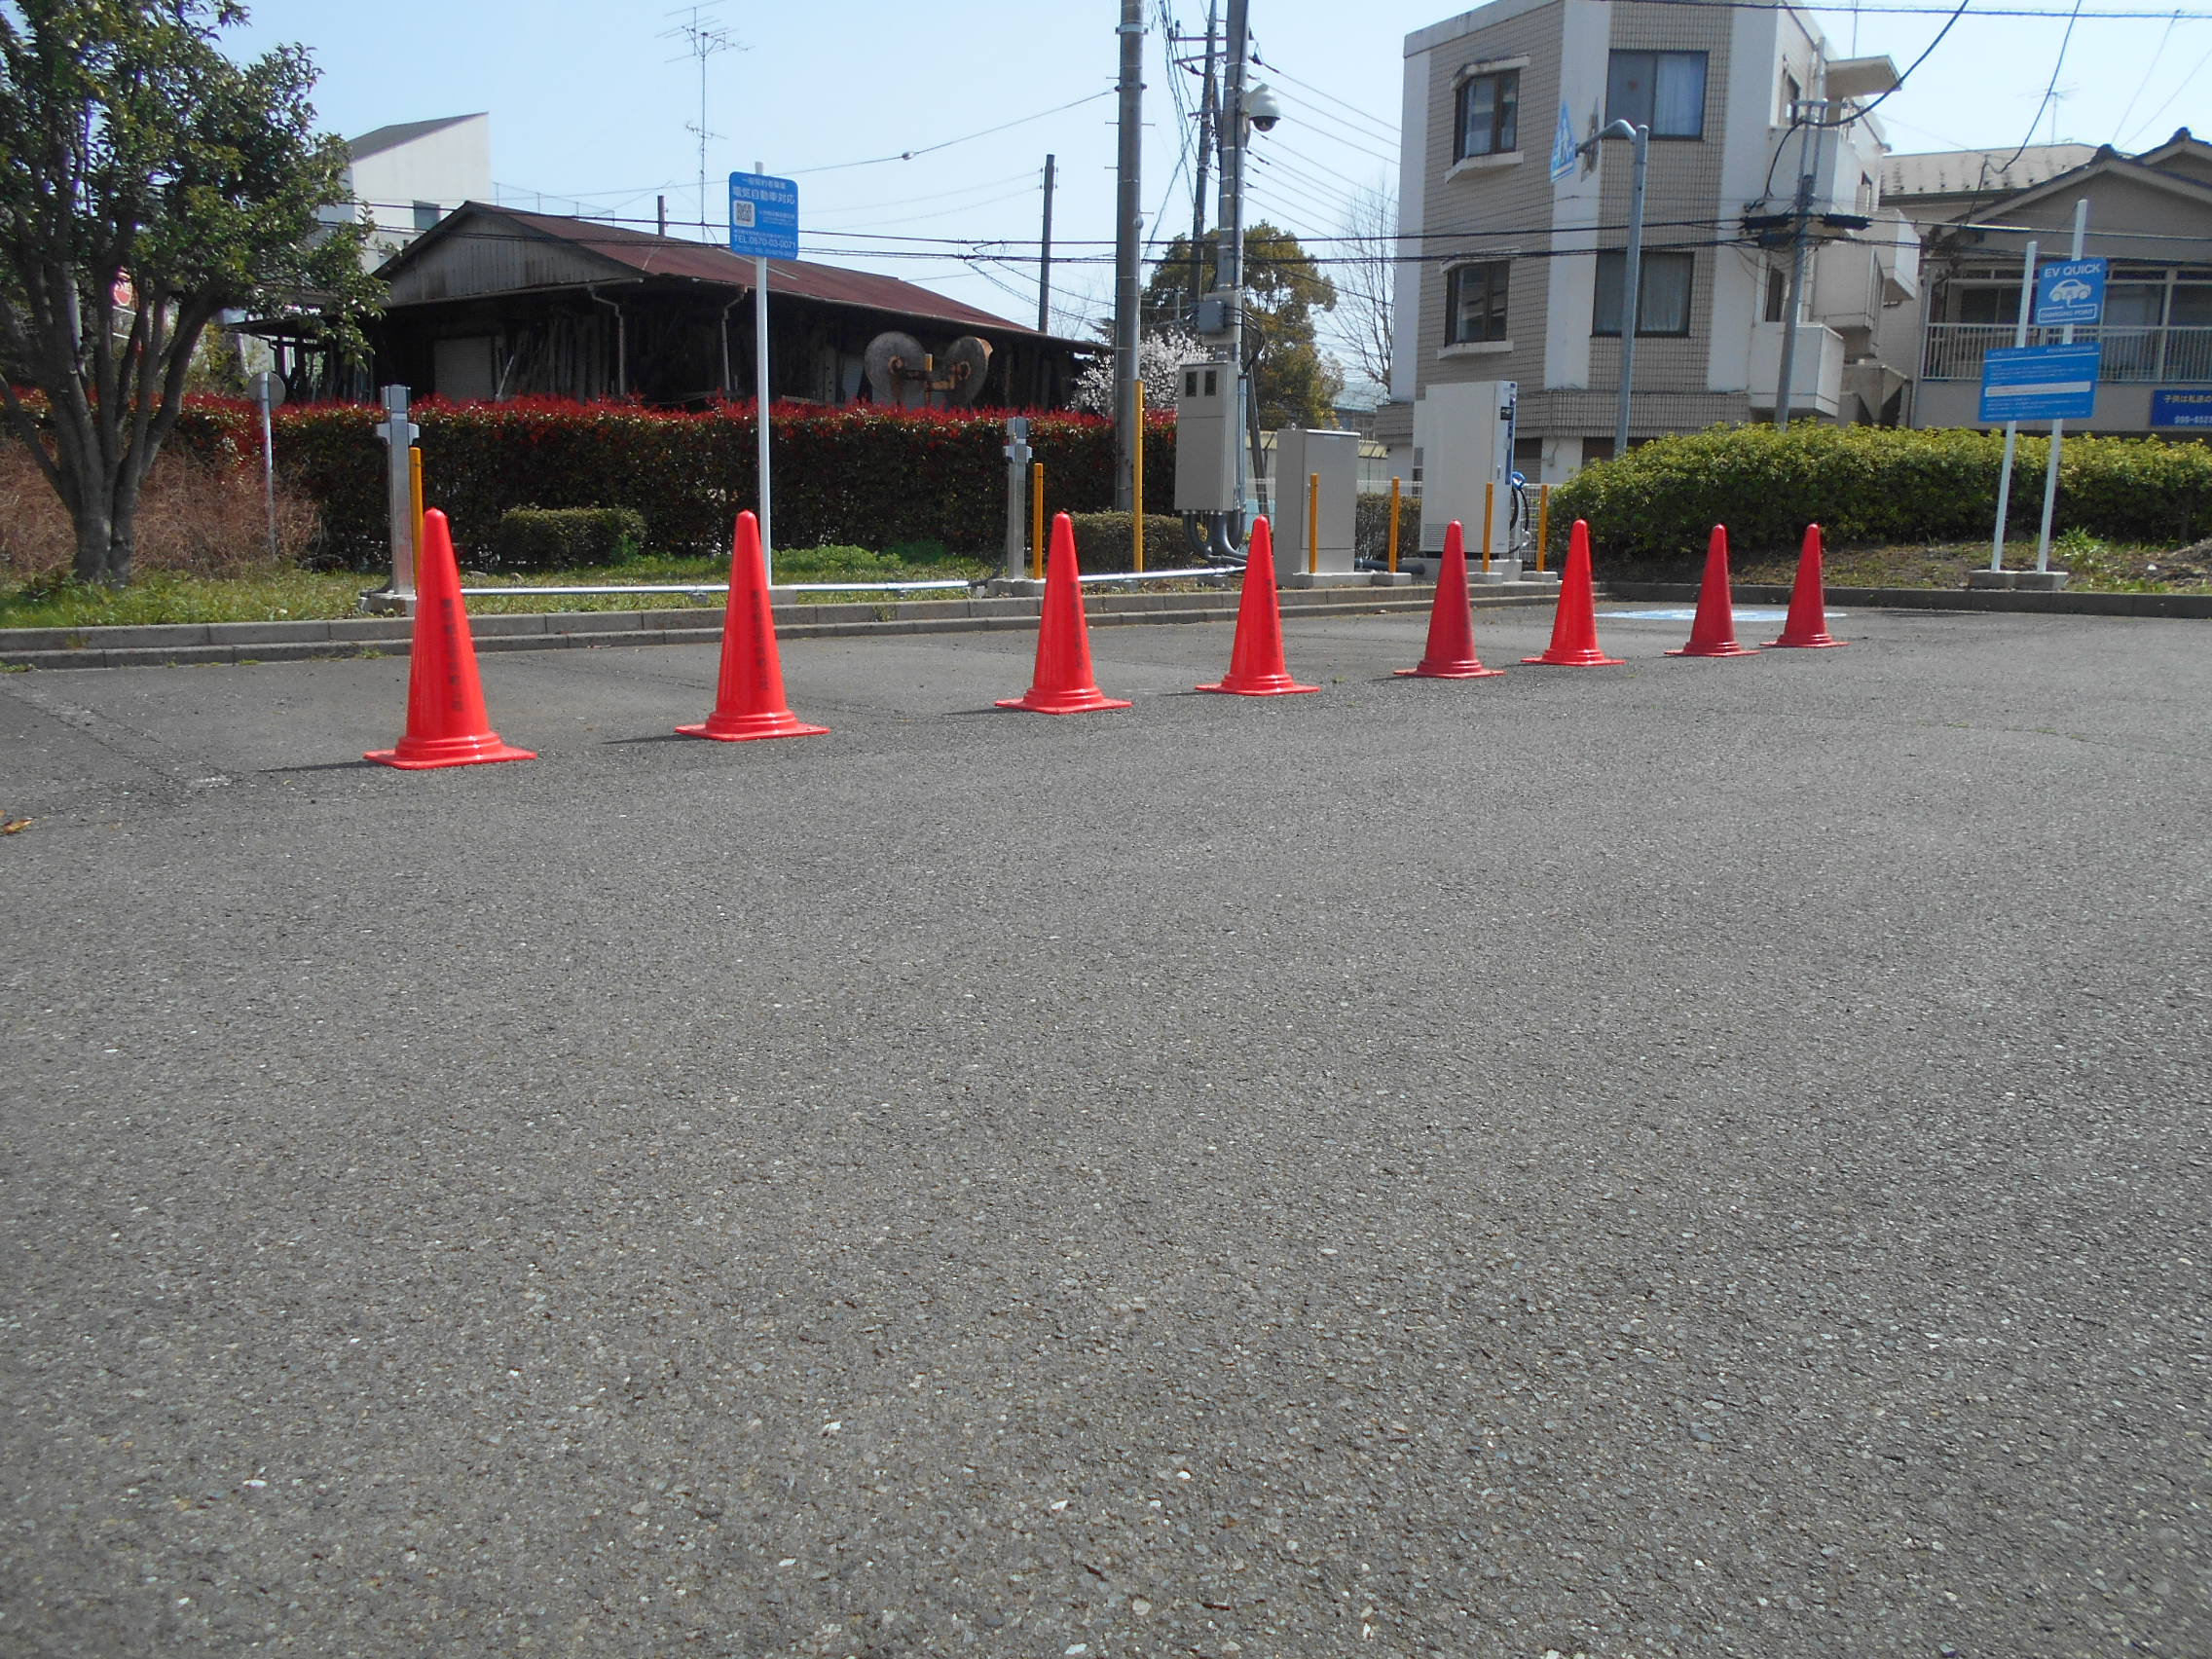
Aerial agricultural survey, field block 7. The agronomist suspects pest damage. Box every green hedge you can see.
[1061,512,1193,572]
[1547,424,2212,567]
[487,506,646,571]
[165,398,1180,569]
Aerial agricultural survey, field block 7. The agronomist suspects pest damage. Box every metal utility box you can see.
[1173,358,1237,514]
[1413,380,1516,557]
[1272,428,1359,572]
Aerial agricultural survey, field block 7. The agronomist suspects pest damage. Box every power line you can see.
[2117,35,2212,146]
[1244,59,1398,141]
[1996,0,2085,170]
[788,91,1115,175]
[2110,11,2184,142]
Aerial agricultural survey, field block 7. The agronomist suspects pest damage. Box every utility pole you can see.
[1774,100,1831,429]
[1217,0,1251,525]
[1038,154,1055,334]
[1581,120,1648,460]
[1113,0,1145,513]
[1187,1,1219,321]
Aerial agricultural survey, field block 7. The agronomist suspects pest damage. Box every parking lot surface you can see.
[2,603,2206,1658]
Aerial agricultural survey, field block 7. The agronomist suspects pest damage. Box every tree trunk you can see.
[71,496,119,586]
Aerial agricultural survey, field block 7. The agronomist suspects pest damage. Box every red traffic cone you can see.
[1198,517,1318,696]
[1395,519,1504,681]
[1522,519,1622,667]
[997,512,1132,714]
[1765,523,1846,648]
[679,510,829,742]
[366,509,535,770]
[1666,525,1758,658]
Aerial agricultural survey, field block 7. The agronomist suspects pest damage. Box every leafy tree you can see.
[1142,222,1343,429]
[0,0,377,585]
[1069,324,1200,416]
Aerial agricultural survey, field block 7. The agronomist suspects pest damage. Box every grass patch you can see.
[0,545,998,629]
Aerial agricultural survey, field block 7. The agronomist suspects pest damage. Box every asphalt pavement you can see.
[2,600,2206,1659]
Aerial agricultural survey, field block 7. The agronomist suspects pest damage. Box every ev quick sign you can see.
[2035,258,2106,327]
[727,171,799,260]
[1979,342,2102,423]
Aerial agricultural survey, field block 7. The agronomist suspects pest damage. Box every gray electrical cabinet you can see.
[1173,358,1237,514]
[1272,428,1359,573]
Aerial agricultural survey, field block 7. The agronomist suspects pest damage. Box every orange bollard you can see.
[1521,519,1623,667]
[679,510,830,741]
[1198,517,1318,696]
[1665,525,1758,658]
[366,510,535,769]
[1395,520,1502,680]
[997,512,1131,714]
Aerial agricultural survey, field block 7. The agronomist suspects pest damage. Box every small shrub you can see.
[1355,491,1420,562]
[1062,511,1194,572]
[486,506,646,571]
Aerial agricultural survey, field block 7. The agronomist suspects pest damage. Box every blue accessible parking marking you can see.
[1601,608,1813,623]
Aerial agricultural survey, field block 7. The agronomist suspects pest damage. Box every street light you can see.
[1580,118,1648,461]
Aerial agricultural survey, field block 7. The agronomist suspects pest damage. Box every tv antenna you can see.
[660,5,744,240]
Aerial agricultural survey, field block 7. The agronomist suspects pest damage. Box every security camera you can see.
[1245,82,1283,131]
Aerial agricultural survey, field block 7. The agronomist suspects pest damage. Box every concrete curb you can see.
[1603,580,2212,619]
[0,582,1563,672]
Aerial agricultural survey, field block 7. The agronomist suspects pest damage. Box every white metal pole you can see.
[256,376,278,564]
[755,253,772,580]
[2034,199,2089,573]
[380,385,418,603]
[1990,239,2038,571]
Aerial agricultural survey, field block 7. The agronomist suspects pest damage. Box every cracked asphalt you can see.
[1,600,2206,1659]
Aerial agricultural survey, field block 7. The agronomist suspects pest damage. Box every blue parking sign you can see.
[2035,258,2106,327]
[727,171,799,260]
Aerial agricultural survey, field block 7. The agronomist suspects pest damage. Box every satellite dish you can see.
[939,336,993,406]
[863,331,928,408]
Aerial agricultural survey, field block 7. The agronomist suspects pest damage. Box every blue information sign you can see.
[727,171,799,260]
[1549,102,1577,183]
[2035,258,2107,327]
[1978,343,2102,423]
[2151,388,2212,429]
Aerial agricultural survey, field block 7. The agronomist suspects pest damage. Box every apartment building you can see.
[323,114,494,270]
[1381,0,1920,484]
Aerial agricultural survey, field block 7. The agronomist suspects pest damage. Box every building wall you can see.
[344,117,493,268]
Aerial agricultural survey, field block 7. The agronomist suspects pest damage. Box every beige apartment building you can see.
[1381,0,1921,484]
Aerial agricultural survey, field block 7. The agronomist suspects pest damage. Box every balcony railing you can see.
[1923,322,2212,384]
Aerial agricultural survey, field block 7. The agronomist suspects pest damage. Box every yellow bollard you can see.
[1308,472,1320,575]
[1482,480,1494,572]
[1387,476,1401,573]
[1132,382,1146,574]
[1031,460,1046,580]
[1536,482,1551,572]
[410,446,425,548]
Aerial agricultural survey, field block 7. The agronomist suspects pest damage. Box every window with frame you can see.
[1447,261,1510,344]
[1593,250,1694,336]
[1456,69,1521,160]
[1606,51,1708,137]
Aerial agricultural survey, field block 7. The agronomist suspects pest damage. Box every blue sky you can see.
[226,0,2209,356]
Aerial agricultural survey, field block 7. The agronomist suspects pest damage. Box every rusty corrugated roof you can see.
[468,204,1078,342]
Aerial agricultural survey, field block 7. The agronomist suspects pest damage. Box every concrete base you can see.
[357,589,412,616]
[1469,559,1525,585]
[1968,569,2070,592]
[982,577,1049,598]
[1281,571,1379,589]
[1517,570,1562,585]
[1366,571,1416,586]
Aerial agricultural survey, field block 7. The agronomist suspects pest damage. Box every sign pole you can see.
[728,164,799,583]
[253,372,280,564]
[2034,200,2090,573]
[755,254,771,579]
[1989,240,2038,572]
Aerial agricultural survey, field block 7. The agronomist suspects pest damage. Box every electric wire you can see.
[787,91,1115,175]
[1996,0,2085,170]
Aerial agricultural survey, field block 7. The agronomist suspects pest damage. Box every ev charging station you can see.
[1412,381,1517,578]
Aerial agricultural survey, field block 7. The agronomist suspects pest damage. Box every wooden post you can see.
[1482,480,1494,572]
[1031,461,1046,580]
[1387,476,1401,573]
[1536,483,1551,572]
[1308,472,1320,575]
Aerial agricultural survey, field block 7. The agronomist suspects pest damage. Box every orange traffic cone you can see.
[1666,525,1758,658]
[1198,517,1318,696]
[997,512,1132,714]
[1395,519,1502,680]
[1765,524,1846,648]
[1521,519,1622,667]
[679,510,829,742]
[366,509,535,770]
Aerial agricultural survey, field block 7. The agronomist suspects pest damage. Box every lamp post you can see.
[1580,119,1647,461]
